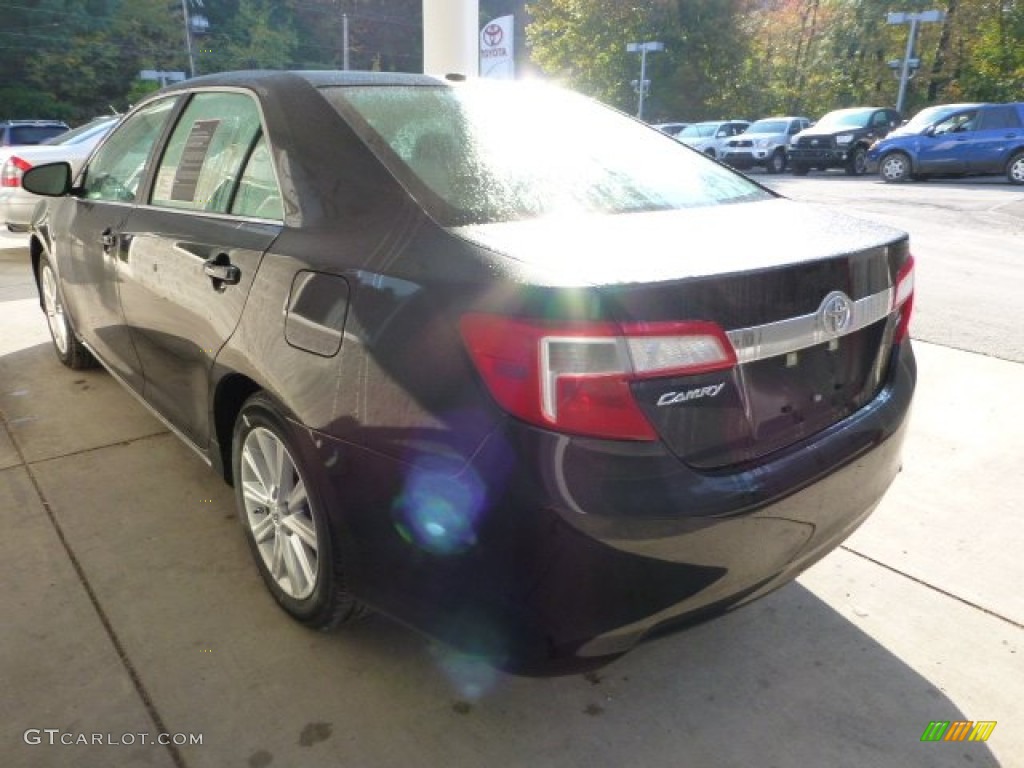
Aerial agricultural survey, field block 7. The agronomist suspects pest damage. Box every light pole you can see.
[626,41,664,121]
[887,10,945,113]
[181,0,195,78]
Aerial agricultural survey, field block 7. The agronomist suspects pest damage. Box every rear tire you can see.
[1007,151,1024,185]
[879,152,912,183]
[39,253,96,370]
[232,392,366,630]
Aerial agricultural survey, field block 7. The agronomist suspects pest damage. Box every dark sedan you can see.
[24,71,915,674]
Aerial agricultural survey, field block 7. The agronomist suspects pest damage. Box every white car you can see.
[0,116,118,231]
[675,120,750,159]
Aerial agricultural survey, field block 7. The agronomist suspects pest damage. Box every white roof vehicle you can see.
[675,120,750,159]
[0,116,119,232]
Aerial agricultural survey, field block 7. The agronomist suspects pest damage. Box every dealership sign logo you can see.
[482,23,504,48]
[480,15,514,79]
[920,720,997,742]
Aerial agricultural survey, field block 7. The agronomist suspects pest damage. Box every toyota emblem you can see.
[819,291,853,336]
[483,23,503,47]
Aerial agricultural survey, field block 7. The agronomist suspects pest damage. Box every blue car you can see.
[867,102,1024,184]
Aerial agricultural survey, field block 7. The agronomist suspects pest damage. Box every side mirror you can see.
[923,125,935,137]
[22,162,73,197]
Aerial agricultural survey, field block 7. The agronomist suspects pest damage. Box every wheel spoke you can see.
[255,431,279,486]
[250,513,275,544]
[241,480,272,509]
[242,439,271,493]
[283,513,317,551]
[286,477,307,514]
[285,533,316,593]
[270,530,286,580]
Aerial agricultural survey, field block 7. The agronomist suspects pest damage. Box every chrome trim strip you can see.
[727,287,894,364]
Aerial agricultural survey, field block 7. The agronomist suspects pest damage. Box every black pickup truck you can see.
[787,107,901,175]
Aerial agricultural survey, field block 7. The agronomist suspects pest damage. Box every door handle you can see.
[203,256,240,286]
[100,228,116,253]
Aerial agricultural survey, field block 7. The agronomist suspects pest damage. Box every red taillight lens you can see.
[459,314,736,441]
[892,255,915,343]
[1,156,31,188]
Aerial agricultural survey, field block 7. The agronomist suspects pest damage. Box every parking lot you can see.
[2,173,1022,767]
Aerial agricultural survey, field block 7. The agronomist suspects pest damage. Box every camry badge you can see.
[657,383,725,407]
[819,291,854,337]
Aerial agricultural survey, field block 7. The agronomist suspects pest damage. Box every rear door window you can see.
[977,106,1022,130]
[151,92,264,214]
[230,136,283,220]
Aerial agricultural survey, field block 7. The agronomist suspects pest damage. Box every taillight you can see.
[892,255,915,343]
[459,314,736,441]
[1,156,31,188]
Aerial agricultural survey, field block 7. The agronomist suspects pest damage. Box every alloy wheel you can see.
[41,262,69,355]
[240,426,319,600]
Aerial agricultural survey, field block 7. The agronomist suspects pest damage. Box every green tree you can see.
[202,0,297,72]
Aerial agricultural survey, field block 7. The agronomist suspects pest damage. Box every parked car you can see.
[652,122,689,137]
[866,102,1024,184]
[0,119,68,147]
[721,116,812,173]
[675,120,750,158]
[24,71,915,674]
[788,107,901,175]
[0,116,119,231]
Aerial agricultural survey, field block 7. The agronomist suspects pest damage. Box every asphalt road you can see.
[760,173,1024,363]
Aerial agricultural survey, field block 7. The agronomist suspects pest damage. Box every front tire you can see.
[1007,151,1024,185]
[232,392,365,630]
[766,149,786,174]
[845,146,868,176]
[879,152,912,183]
[39,253,96,369]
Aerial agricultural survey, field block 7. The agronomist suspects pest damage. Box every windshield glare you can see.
[814,110,872,131]
[747,120,787,134]
[902,106,964,133]
[326,85,770,226]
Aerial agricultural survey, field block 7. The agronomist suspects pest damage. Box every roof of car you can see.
[0,119,68,126]
[163,69,449,93]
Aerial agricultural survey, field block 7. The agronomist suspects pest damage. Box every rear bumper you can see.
[0,191,35,231]
[310,341,916,674]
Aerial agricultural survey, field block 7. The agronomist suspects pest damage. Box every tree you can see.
[202,0,297,72]
[527,0,699,116]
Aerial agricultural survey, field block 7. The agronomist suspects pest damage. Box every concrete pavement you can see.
[1,231,1020,767]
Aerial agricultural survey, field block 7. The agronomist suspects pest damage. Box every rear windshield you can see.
[323,84,770,226]
[7,125,67,145]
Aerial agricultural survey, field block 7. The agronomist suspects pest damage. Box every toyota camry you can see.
[23,71,915,674]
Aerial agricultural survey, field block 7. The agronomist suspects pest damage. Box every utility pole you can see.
[887,10,945,113]
[342,13,350,70]
[626,41,664,121]
[181,0,195,78]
